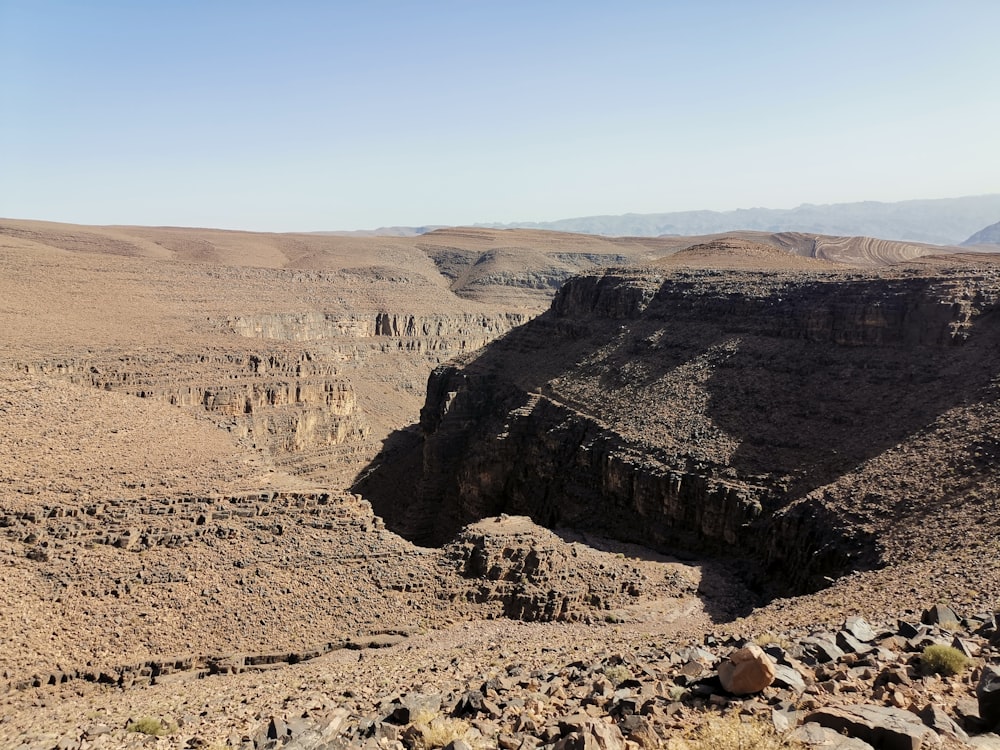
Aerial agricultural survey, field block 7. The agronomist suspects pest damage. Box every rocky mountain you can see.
[963,220,1000,247]
[478,194,1000,246]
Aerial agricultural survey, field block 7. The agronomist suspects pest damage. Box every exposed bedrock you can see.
[16,311,527,474]
[357,267,1000,597]
[223,311,528,352]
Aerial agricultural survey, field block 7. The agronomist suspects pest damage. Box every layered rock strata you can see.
[14,309,527,484]
[360,266,1000,595]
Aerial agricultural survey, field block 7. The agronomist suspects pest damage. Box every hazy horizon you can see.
[2,1,999,232]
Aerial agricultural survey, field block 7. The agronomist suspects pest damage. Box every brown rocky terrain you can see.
[2,218,1000,749]
[363,261,1000,598]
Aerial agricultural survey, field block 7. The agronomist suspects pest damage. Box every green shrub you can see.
[126,716,176,736]
[921,644,970,676]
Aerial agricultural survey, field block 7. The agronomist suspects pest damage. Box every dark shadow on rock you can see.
[353,269,1000,613]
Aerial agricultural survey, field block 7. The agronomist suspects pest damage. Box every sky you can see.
[1,1,999,232]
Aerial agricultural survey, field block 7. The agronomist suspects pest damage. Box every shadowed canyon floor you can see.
[3,220,1000,749]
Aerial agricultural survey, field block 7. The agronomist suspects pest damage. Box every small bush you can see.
[409,713,473,750]
[666,713,799,750]
[126,716,176,736]
[753,632,793,650]
[921,644,970,676]
[604,664,632,686]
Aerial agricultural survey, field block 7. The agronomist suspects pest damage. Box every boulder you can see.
[718,644,776,695]
[801,635,845,664]
[978,666,1000,729]
[918,704,968,744]
[772,663,807,694]
[922,604,960,627]
[553,719,625,750]
[805,704,941,750]
[790,722,876,749]
[844,616,877,643]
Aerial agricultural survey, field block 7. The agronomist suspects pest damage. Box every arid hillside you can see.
[3,218,1000,750]
[360,259,1000,606]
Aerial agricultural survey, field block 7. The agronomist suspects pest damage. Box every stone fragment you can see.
[674,646,717,666]
[966,735,1000,749]
[771,663,807,694]
[83,725,112,738]
[267,716,289,740]
[805,704,941,750]
[790,722,876,749]
[922,604,960,626]
[771,707,791,733]
[837,630,874,655]
[801,636,845,664]
[553,719,625,750]
[404,692,443,717]
[453,690,486,717]
[717,643,776,695]
[978,665,1000,729]
[952,635,978,658]
[844,616,877,643]
[917,704,968,744]
[974,613,998,636]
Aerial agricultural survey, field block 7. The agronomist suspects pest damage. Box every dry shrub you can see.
[667,713,799,750]
[126,716,176,736]
[409,712,473,750]
[753,632,793,650]
[603,664,632,686]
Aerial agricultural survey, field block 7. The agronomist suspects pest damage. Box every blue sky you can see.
[2,1,998,231]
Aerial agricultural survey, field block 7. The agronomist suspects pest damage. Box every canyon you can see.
[3,219,1000,749]
[361,261,1000,599]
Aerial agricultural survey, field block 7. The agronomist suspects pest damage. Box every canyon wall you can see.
[360,267,1000,595]
[17,310,528,483]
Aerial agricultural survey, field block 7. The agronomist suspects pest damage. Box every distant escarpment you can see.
[358,265,1000,596]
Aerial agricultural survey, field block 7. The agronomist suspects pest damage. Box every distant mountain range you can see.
[963,219,1000,247]
[475,195,1000,246]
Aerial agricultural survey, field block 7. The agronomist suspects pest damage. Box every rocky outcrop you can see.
[359,265,1000,595]
[0,489,452,691]
[15,310,527,483]
[224,311,527,352]
[18,351,369,460]
[441,515,694,622]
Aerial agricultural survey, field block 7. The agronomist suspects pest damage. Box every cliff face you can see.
[17,310,527,483]
[360,267,1000,595]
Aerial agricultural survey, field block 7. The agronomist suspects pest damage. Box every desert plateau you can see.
[4,218,1000,750]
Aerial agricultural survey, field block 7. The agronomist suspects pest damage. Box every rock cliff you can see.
[15,309,527,484]
[359,265,1000,596]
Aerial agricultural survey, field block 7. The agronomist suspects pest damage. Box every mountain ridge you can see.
[474,194,1000,245]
